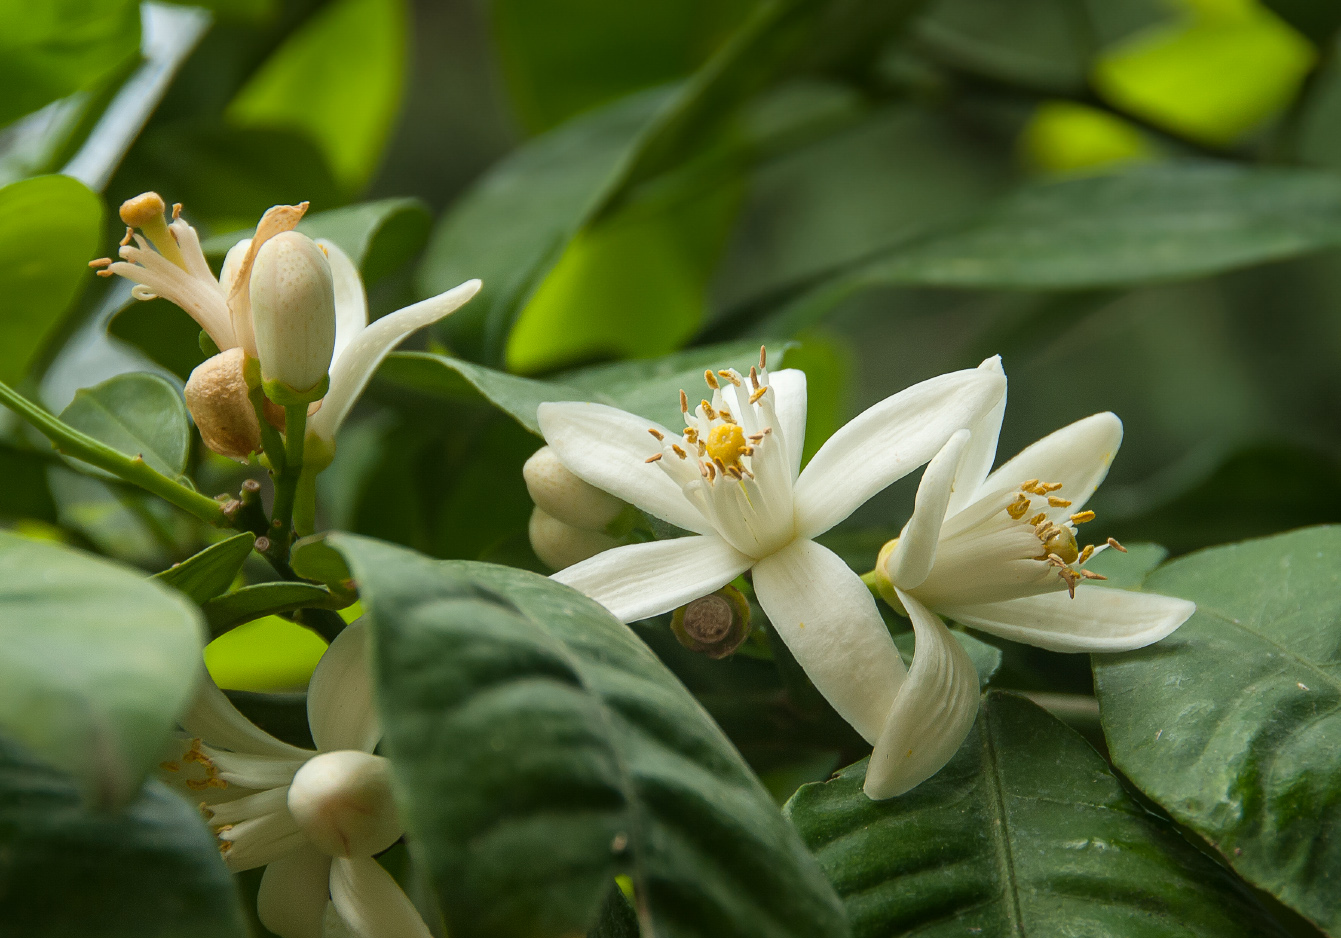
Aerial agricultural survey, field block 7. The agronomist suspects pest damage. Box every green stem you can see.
[0,379,229,527]
[266,404,309,562]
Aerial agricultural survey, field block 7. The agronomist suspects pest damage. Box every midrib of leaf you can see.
[1193,605,1341,693]
[980,711,1026,938]
[84,395,160,462]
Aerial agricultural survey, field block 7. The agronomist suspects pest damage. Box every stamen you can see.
[1071,510,1095,524]
[718,369,742,387]
[1046,553,1067,567]
[706,462,717,481]
[1048,496,1072,508]
[645,454,662,463]
[704,369,719,390]
[758,346,767,370]
[749,385,768,405]
[1006,494,1030,520]
[749,366,760,389]
[1081,570,1107,580]
[648,428,664,441]
[748,432,764,442]
[680,390,688,414]
[1078,544,1095,564]
[683,428,698,443]
[88,257,112,268]
[699,462,710,479]
[671,444,687,460]
[1058,566,1079,598]
[701,400,717,420]
[1040,482,1064,493]
[1107,537,1127,552]
[1028,512,1047,525]
[719,409,736,425]
[171,203,183,220]
[119,226,134,247]
[1020,479,1040,492]
[726,466,743,480]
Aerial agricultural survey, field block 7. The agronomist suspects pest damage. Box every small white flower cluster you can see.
[534,351,1195,799]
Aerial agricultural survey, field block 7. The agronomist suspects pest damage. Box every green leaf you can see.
[377,339,789,436]
[776,164,1341,329]
[0,174,103,383]
[1094,525,1341,935]
[585,883,641,938]
[0,0,140,128]
[225,0,409,191]
[0,738,247,937]
[200,581,335,637]
[331,534,848,938]
[59,372,191,480]
[202,197,430,283]
[786,692,1293,938]
[153,532,257,603]
[0,532,205,807]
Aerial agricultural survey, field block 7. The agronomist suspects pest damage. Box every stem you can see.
[0,379,229,527]
[266,404,309,563]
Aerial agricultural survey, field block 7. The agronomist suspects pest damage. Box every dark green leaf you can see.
[224,690,314,749]
[200,581,335,637]
[332,534,848,938]
[1094,525,1341,935]
[0,737,247,937]
[787,692,1292,938]
[0,532,205,807]
[914,0,1094,92]
[153,532,257,603]
[586,883,641,938]
[59,372,191,480]
[0,174,103,383]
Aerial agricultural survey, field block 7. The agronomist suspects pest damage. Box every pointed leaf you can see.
[153,533,256,604]
[200,581,336,637]
[59,372,191,480]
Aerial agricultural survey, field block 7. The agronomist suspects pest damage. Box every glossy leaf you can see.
[0,174,103,383]
[1094,525,1341,935]
[153,532,257,603]
[787,692,1292,938]
[58,372,191,480]
[332,534,848,938]
[0,532,205,807]
[0,738,247,937]
[200,581,335,637]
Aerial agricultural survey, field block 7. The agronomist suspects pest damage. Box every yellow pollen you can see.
[1048,496,1072,507]
[718,369,742,387]
[119,226,134,246]
[1081,570,1107,580]
[1006,494,1030,520]
[647,428,664,441]
[680,390,688,413]
[1078,544,1095,564]
[1020,478,1039,491]
[88,257,112,269]
[749,385,768,405]
[701,400,716,419]
[1107,537,1127,553]
[704,369,719,390]
[1027,512,1047,526]
[1040,482,1064,493]
[1070,510,1095,524]
[645,453,662,463]
[671,444,687,460]
[171,202,182,220]
[706,424,748,469]
[758,346,767,370]
[749,366,760,389]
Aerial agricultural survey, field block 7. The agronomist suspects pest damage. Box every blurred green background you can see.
[3,0,1340,692]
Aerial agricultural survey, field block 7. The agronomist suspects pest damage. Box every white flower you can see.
[537,349,1006,798]
[164,620,430,938]
[249,231,339,399]
[871,356,1195,798]
[94,192,480,460]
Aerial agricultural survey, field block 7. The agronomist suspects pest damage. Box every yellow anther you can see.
[1028,512,1047,526]
[1040,482,1064,493]
[119,226,134,247]
[749,366,760,389]
[718,369,742,387]
[1020,478,1040,492]
[758,346,767,370]
[749,385,768,405]
[648,428,664,441]
[1078,544,1095,564]
[1081,570,1107,580]
[704,369,720,390]
[701,400,717,420]
[706,424,748,469]
[1006,494,1031,520]
[1107,537,1127,552]
[719,409,736,424]
[1071,510,1095,524]
[119,192,187,269]
[171,202,183,220]
[1048,496,1072,508]
[88,257,112,269]
[706,461,717,481]
[645,453,662,463]
[671,444,687,460]
[680,390,688,413]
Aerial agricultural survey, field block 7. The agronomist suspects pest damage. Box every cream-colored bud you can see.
[249,231,336,398]
[523,446,625,531]
[184,348,261,459]
[529,506,620,571]
[287,751,401,858]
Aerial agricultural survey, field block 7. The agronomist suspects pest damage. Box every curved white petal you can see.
[752,538,906,744]
[309,280,481,443]
[944,356,1006,517]
[552,536,751,623]
[537,401,716,536]
[329,856,433,938]
[768,368,807,479]
[865,589,980,799]
[257,845,333,938]
[793,367,1007,539]
[943,587,1195,653]
[319,240,369,365]
[973,412,1122,517]
[309,619,380,753]
[886,429,970,591]
[182,669,312,758]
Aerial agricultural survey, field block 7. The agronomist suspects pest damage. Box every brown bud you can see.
[671,586,751,659]
[184,347,261,459]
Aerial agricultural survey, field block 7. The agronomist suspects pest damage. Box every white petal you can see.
[181,669,311,758]
[309,619,380,753]
[944,356,1006,517]
[973,412,1122,516]
[752,538,906,744]
[319,240,369,366]
[309,280,481,443]
[258,845,333,938]
[793,367,1007,538]
[943,587,1195,653]
[329,856,433,938]
[537,401,716,536]
[221,238,260,358]
[886,429,970,591]
[768,368,807,478]
[552,536,751,623]
[865,589,979,799]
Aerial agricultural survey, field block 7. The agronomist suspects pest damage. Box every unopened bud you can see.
[249,231,336,401]
[287,750,401,858]
[529,506,619,570]
[524,446,626,531]
[671,586,751,659]
[184,348,261,459]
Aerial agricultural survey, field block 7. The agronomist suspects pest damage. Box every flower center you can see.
[1004,478,1123,596]
[706,424,748,469]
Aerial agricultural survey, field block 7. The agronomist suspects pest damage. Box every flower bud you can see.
[529,506,620,571]
[249,231,337,401]
[184,347,261,459]
[287,750,401,858]
[523,446,626,531]
[670,586,751,659]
